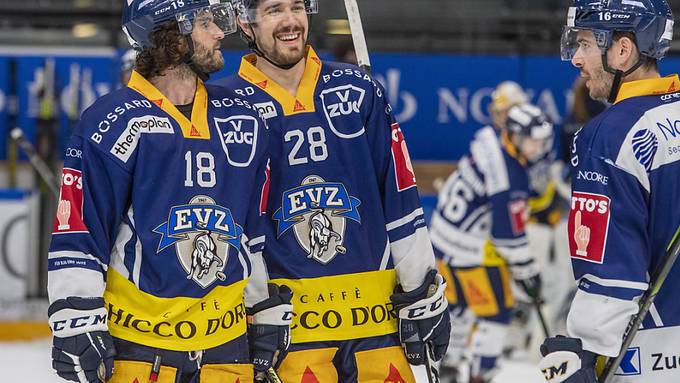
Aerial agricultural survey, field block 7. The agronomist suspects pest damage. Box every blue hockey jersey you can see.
[47,71,269,351]
[215,47,435,343]
[430,126,533,269]
[567,75,680,381]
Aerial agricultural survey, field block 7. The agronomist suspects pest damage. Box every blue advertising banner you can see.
[1,49,679,162]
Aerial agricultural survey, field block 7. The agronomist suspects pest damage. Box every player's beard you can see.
[583,65,614,102]
[261,24,307,67]
[191,39,225,74]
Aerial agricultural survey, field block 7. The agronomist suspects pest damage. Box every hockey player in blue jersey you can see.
[538,1,679,382]
[431,104,552,383]
[215,0,450,381]
[47,1,293,382]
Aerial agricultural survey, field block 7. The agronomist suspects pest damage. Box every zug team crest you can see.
[274,176,361,265]
[153,196,242,288]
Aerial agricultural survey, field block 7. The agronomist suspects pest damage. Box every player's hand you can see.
[539,336,598,383]
[49,297,115,382]
[509,258,542,300]
[518,273,543,301]
[248,284,293,379]
[390,269,451,365]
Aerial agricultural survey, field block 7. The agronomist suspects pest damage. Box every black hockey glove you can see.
[48,297,115,383]
[539,336,598,383]
[248,284,293,378]
[390,269,451,365]
[510,259,543,301]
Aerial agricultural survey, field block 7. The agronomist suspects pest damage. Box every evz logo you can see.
[273,176,361,265]
[153,195,242,288]
[215,115,258,168]
[320,85,366,139]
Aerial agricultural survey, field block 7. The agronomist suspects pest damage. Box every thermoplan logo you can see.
[254,101,278,120]
[631,128,658,172]
[111,116,174,163]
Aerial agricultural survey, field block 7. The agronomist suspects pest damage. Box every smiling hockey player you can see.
[539,1,680,382]
[215,0,450,381]
[46,1,293,382]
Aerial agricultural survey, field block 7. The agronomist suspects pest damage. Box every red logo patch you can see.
[259,161,270,216]
[53,168,88,234]
[508,200,527,235]
[568,191,611,264]
[390,123,417,192]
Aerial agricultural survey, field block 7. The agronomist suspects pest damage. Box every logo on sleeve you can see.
[568,192,610,264]
[214,115,259,168]
[632,128,658,172]
[111,116,174,163]
[53,168,89,234]
[508,200,527,235]
[391,123,417,192]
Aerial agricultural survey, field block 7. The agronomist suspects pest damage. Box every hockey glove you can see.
[510,259,542,301]
[48,297,115,383]
[248,284,293,377]
[539,336,598,383]
[390,269,451,365]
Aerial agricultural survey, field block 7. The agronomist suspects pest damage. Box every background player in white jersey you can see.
[539,1,679,382]
[47,1,292,382]
[431,103,553,383]
[216,0,451,381]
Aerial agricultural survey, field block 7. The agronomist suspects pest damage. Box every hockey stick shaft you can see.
[343,0,371,73]
[533,297,551,339]
[600,224,680,382]
[10,127,60,197]
[422,285,440,383]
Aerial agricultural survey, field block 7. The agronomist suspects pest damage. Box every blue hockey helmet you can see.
[122,0,237,50]
[505,104,554,161]
[232,0,318,24]
[561,0,674,61]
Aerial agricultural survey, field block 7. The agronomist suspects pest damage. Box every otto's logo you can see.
[391,123,417,192]
[273,176,361,265]
[320,85,366,139]
[111,116,174,163]
[215,115,259,168]
[53,168,88,234]
[568,192,611,264]
[632,128,658,172]
[153,195,242,288]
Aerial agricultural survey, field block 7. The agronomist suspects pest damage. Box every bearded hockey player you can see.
[538,1,680,382]
[215,0,450,381]
[46,1,292,382]
[431,104,552,383]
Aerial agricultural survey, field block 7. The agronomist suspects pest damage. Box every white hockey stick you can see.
[343,0,371,73]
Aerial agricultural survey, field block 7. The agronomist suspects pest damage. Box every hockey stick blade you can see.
[343,0,371,73]
[600,224,680,383]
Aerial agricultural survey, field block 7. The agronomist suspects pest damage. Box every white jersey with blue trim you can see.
[47,71,270,351]
[430,126,533,268]
[566,75,680,381]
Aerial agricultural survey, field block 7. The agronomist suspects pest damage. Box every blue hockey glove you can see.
[248,284,293,377]
[539,336,598,383]
[390,269,451,365]
[48,297,115,383]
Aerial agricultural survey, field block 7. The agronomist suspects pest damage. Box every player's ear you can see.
[238,19,254,40]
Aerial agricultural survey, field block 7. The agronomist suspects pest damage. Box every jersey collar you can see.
[614,74,680,104]
[501,130,526,167]
[127,70,210,140]
[238,46,322,116]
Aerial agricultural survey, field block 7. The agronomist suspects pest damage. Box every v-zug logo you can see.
[320,85,366,139]
[215,115,259,168]
[153,195,242,289]
[273,175,361,265]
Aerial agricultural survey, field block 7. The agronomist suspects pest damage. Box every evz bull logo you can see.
[154,196,242,288]
[274,176,361,265]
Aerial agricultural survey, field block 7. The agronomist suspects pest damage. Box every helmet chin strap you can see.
[601,50,644,103]
[183,35,210,82]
